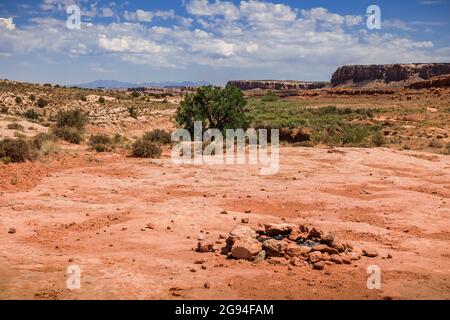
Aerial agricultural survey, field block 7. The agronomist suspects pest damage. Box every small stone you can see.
[350,252,361,260]
[194,258,207,264]
[204,282,210,289]
[330,254,343,264]
[312,244,338,255]
[362,249,379,258]
[268,257,288,265]
[253,250,266,263]
[342,257,352,264]
[241,218,249,224]
[289,257,308,267]
[312,261,325,270]
[220,210,228,215]
[8,228,16,234]
[196,241,214,253]
[145,223,155,229]
[308,251,323,263]
[198,234,204,240]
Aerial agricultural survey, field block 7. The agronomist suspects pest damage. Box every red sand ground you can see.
[0,147,449,300]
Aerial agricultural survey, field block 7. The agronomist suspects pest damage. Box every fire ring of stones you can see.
[196,223,378,270]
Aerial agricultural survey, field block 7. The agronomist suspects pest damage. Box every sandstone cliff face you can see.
[227,80,329,91]
[331,63,450,87]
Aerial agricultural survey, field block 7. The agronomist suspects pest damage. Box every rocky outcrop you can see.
[227,80,329,91]
[407,74,450,89]
[331,63,450,87]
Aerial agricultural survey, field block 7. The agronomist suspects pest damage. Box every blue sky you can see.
[0,0,449,85]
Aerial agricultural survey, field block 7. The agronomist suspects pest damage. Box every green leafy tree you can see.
[176,85,249,133]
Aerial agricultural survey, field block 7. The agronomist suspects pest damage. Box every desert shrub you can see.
[371,131,386,147]
[261,91,278,102]
[7,122,24,131]
[37,98,48,108]
[23,109,40,120]
[0,138,31,163]
[29,94,36,101]
[131,91,140,98]
[98,97,105,104]
[15,96,22,104]
[341,125,370,145]
[44,83,52,87]
[176,85,249,133]
[53,127,83,144]
[40,140,60,156]
[31,132,58,150]
[128,106,138,119]
[131,138,162,158]
[56,108,87,130]
[0,156,12,165]
[79,95,87,102]
[1,105,8,114]
[88,134,114,152]
[14,131,26,139]
[143,129,171,144]
[429,139,443,148]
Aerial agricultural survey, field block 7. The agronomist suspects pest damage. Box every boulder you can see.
[285,243,311,257]
[308,228,323,240]
[312,244,338,255]
[362,249,379,258]
[262,239,289,256]
[330,254,343,264]
[308,251,323,263]
[264,223,297,237]
[312,261,325,270]
[231,238,262,260]
[229,226,257,239]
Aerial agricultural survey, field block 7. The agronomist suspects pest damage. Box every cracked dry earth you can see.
[0,147,449,300]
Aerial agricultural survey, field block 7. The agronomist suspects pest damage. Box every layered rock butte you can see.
[227,63,450,90]
[331,63,450,87]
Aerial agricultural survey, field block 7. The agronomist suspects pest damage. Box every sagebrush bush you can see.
[24,109,40,120]
[143,129,171,144]
[98,97,105,104]
[40,140,60,156]
[261,91,278,102]
[371,131,386,147]
[31,132,58,150]
[132,138,162,158]
[128,106,138,119]
[29,94,36,101]
[53,127,83,144]
[88,134,114,152]
[429,139,443,148]
[37,98,47,108]
[0,138,32,163]
[15,96,22,104]
[7,122,24,131]
[56,108,87,130]
[131,91,140,98]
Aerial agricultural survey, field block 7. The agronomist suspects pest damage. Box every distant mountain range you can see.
[71,80,210,89]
